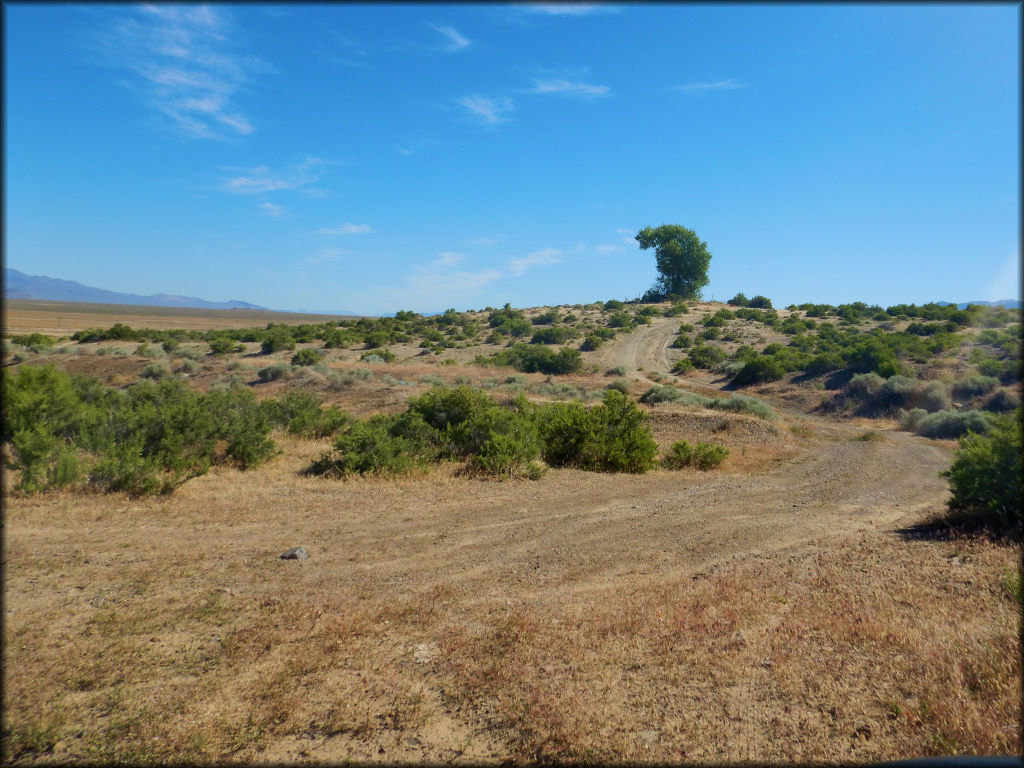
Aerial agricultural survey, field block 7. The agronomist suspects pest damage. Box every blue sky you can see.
[4,3,1019,314]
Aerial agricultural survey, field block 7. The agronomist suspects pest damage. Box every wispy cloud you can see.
[433,251,464,267]
[317,222,372,236]
[517,3,617,16]
[595,244,625,255]
[507,248,562,276]
[258,202,286,217]
[322,32,371,69]
[528,78,609,97]
[89,5,268,139]
[674,79,746,94]
[373,257,501,310]
[221,157,329,195]
[615,227,639,246]
[429,23,471,52]
[457,95,514,126]
[305,247,351,265]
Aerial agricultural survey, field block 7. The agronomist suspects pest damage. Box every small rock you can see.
[280,547,308,560]
[733,630,748,648]
[638,729,659,744]
[413,643,437,664]
[405,737,422,748]
[760,656,772,668]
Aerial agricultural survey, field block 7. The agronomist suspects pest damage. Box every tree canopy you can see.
[635,224,712,301]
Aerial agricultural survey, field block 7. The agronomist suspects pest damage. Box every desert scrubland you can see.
[3,298,1019,763]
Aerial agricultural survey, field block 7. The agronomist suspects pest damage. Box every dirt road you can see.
[595,317,680,376]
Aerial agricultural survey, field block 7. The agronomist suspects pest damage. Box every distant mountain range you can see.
[4,268,268,311]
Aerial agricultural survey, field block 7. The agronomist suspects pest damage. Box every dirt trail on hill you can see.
[596,317,680,376]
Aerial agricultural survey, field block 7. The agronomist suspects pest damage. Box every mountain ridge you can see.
[4,268,267,311]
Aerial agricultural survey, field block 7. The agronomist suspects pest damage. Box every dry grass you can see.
[3,299,361,336]
[4,428,1019,764]
[434,534,1019,762]
[3,301,1020,764]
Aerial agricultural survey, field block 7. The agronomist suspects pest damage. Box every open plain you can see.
[3,300,1019,763]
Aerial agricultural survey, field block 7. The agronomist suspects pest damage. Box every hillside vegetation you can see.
[3,297,1019,763]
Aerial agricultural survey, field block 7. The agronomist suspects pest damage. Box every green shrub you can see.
[258,363,292,382]
[805,353,844,376]
[540,390,657,473]
[478,344,583,375]
[708,394,774,419]
[846,372,885,400]
[899,408,998,439]
[580,334,605,351]
[261,328,296,354]
[308,414,435,478]
[727,293,749,307]
[730,346,759,363]
[135,343,163,358]
[262,391,352,438]
[915,380,951,413]
[10,333,56,349]
[88,439,167,496]
[671,358,695,375]
[3,367,278,495]
[465,398,544,479]
[698,327,720,341]
[940,414,1021,533]
[140,362,172,380]
[639,385,685,404]
[876,375,919,412]
[983,388,1020,413]
[662,440,728,470]
[688,344,726,370]
[846,339,901,377]
[291,348,321,366]
[360,348,396,363]
[731,357,785,386]
[607,312,633,328]
[531,326,575,345]
[953,375,1000,400]
[175,347,203,362]
[7,426,78,493]
[209,336,241,356]
[721,361,746,378]
[605,379,631,394]
[488,303,526,327]
[532,309,559,325]
[605,366,627,376]
[409,386,493,442]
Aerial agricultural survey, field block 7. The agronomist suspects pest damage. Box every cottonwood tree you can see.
[636,224,712,301]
